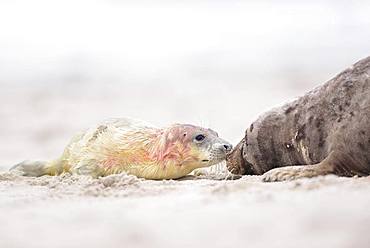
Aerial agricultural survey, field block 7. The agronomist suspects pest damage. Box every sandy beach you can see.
[1,170,370,248]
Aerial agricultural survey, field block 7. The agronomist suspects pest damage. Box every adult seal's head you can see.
[11,118,232,180]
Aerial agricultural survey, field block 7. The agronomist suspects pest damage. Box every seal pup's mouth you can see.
[202,159,210,162]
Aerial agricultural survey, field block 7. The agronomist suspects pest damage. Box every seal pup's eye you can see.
[195,134,206,142]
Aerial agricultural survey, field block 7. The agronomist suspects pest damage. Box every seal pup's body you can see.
[12,118,232,180]
[227,56,370,182]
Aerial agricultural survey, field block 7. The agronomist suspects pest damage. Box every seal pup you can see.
[227,56,370,182]
[11,118,232,180]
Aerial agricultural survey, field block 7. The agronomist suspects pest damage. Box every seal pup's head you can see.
[150,124,232,171]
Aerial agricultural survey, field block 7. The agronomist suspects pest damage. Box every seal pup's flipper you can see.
[10,160,64,177]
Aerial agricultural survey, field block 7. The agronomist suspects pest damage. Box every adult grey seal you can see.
[227,56,370,182]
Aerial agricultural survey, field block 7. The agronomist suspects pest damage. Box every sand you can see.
[1,168,370,248]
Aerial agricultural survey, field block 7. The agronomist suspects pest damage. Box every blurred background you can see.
[1,0,370,169]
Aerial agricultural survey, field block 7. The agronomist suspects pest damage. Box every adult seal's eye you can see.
[195,134,206,142]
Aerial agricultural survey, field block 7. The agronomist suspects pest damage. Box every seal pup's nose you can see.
[222,143,233,153]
